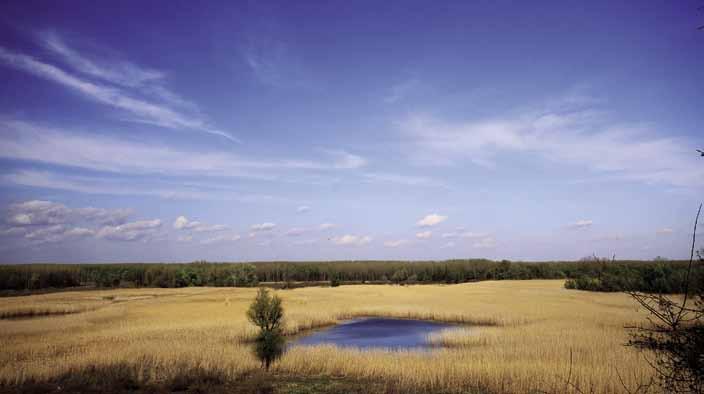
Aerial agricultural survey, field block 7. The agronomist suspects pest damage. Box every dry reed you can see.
[0,280,654,393]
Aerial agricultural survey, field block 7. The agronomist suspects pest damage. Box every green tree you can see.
[246,288,285,370]
[391,268,408,284]
[232,264,259,287]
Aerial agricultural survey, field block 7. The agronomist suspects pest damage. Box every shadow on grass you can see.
[0,363,425,394]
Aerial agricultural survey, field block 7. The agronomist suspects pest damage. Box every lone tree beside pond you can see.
[247,288,285,371]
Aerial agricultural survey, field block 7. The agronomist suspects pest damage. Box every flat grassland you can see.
[0,280,654,393]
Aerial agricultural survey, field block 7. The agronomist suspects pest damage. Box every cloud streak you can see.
[398,99,704,187]
[384,239,408,247]
[41,32,165,88]
[416,214,447,227]
[2,169,292,203]
[568,220,593,229]
[415,231,432,239]
[251,223,276,232]
[5,200,131,227]
[200,234,241,244]
[96,219,162,242]
[0,120,366,179]
[331,234,372,246]
[0,40,236,142]
[173,216,228,232]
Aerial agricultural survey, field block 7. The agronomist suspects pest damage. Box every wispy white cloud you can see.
[331,234,372,246]
[173,216,228,232]
[173,216,190,230]
[0,42,236,142]
[251,223,276,232]
[20,225,93,244]
[568,219,593,229]
[383,239,408,247]
[397,97,704,187]
[460,232,490,239]
[656,227,674,235]
[41,32,197,111]
[319,223,336,230]
[441,231,490,239]
[319,149,367,169]
[24,224,66,243]
[200,234,241,244]
[74,207,132,226]
[296,205,310,213]
[2,169,289,203]
[0,120,366,179]
[384,78,420,104]
[415,231,432,239]
[41,32,164,88]
[64,227,95,238]
[0,200,165,245]
[6,200,70,226]
[191,222,227,233]
[416,213,447,227]
[0,227,28,236]
[241,30,312,89]
[96,219,162,242]
[284,227,307,237]
[472,236,497,249]
[363,173,442,188]
[438,229,495,248]
[292,238,318,246]
[590,234,624,242]
[5,200,131,227]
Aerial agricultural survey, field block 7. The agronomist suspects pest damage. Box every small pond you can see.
[291,317,460,350]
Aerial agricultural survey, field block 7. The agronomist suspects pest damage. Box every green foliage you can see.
[247,288,284,332]
[230,264,259,287]
[247,288,285,370]
[175,267,201,287]
[563,260,702,293]
[390,268,409,284]
[253,329,285,371]
[0,259,696,294]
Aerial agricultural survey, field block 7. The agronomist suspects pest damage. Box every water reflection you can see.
[291,317,459,350]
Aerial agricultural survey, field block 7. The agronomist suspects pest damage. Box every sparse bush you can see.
[627,205,704,393]
[247,288,285,371]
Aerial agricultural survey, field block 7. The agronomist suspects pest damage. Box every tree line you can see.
[564,255,703,293]
[0,258,696,294]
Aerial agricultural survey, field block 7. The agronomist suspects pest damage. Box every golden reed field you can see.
[0,280,655,393]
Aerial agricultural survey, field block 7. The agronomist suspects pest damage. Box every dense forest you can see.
[0,258,699,294]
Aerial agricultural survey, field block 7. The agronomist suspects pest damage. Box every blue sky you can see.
[0,0,702,263]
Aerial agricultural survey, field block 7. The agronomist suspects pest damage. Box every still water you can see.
[291,318,458,350]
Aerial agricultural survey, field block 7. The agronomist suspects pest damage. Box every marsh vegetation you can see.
[0,280,658,393]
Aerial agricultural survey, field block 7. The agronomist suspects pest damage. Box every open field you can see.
[0,280,655,393]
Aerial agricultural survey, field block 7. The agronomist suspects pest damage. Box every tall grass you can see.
[0,281,654,393]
